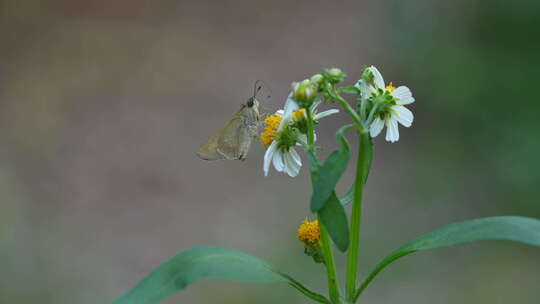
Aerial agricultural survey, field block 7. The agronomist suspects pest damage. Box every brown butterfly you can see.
[197,81,266,161]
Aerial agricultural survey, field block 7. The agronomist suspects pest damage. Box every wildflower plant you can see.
[112,66,540,304]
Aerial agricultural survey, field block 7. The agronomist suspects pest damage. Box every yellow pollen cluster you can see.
[297,218,320,244]
[386,82,396,93]
[260,114,282,148]
[292,108,307,121]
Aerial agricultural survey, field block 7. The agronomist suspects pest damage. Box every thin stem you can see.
[365,103,380,127]
[318,215,341,303]
[305,108,341,304]
[345,130,372,302]
[330,87,362,126]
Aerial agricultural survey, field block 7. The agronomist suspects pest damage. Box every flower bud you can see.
[293,79,316,105]
[325,67,346,83]
[310,73,324,86]
[362,67,374,83]
[327,68,343,78]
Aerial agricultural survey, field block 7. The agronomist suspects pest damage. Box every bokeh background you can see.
[1,0,539,303]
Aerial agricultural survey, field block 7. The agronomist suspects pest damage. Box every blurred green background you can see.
[1,0,539,303]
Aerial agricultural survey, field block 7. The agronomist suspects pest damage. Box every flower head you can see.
[358,66,415,143]
[260,114,282,148]
[262,98,303,177]
[262,94,339,177]
[297,218,320,244]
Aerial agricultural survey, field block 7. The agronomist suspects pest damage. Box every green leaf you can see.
[339,86,360,94]
[112,246,330,304]
[340,186,355,206]
[318,192,350,252]
[310,125,356,212]
[355,216,540,301]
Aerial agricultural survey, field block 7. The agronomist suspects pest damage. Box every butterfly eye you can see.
[247,97,254,108]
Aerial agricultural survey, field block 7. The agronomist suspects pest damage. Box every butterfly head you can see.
[246,97,258,108]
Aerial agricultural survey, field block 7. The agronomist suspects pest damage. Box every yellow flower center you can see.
[297,218,320,244]
[260,114,282,148]
[292,108,307,121]
[386,82,396,93]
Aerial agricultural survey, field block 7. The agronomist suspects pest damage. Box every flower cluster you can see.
[297,218,321,244]
[261,83,339,177]
[297,218,324,264]
[356,66,415,142]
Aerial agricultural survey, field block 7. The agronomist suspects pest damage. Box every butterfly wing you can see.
[216,114,248,160]
[197,109,245,161]
[197,102,260,161]
[196,132,226,160]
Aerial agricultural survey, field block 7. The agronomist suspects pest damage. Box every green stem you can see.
[345,131,372,302]
[305,109,341,304]
[318,215,341,303]
[330,87,363,127]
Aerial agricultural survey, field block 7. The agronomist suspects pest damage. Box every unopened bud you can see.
[310,74,324,86]
[293,79,316,105]
[362,67,374,83]
[325,67,346,84]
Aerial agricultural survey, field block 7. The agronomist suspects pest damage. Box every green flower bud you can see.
[327,68,343,78]
[293,79,316,105]
[324,67,346,84]
[310,74,324,86]
[362,67,374,83]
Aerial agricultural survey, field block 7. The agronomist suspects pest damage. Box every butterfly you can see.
[197,81,267,161]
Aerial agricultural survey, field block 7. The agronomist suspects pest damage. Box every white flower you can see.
[262,95,339,177]
[362,66,415,143]
[264,140,303,177]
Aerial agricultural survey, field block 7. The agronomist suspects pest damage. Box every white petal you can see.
[279,93,299,129]
[369,117,385,138]
[392,86,415,105]
[273,149,284,172]
[366,84,377,94]
[283,151,295,177]
[310,100,322,114]
[385,118,400,142]
[276,109,284,116]
[369,66,385,89]
[263,141,278,176]
[289,147,302,167]
[391,105,414,127]
[314,109,339,120]
[284,149,300,177]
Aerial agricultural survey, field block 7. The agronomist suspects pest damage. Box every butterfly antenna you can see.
[253,80,272,101]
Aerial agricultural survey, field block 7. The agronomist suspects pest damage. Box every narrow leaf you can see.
[355,216,540,300]
[318,192,350,252]
[310,125,356,212]
[112,246,329,304]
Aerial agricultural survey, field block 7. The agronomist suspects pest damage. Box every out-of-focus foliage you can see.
[392,0,540,217]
